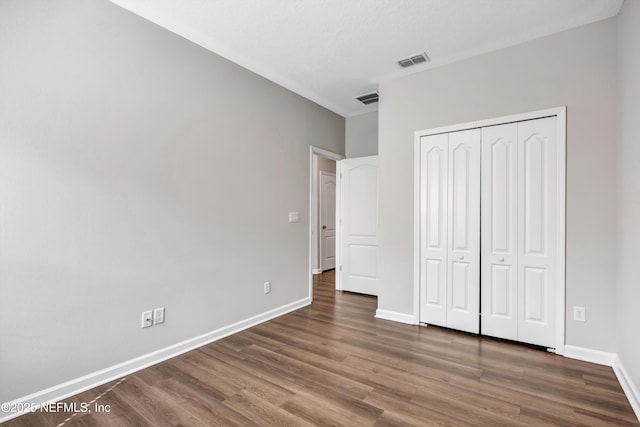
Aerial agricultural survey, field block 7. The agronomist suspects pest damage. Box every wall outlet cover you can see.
[154,307,165,324]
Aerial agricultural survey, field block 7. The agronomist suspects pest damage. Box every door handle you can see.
[458,256,464,260]
[499,257,505,263]
[322,225,327,230]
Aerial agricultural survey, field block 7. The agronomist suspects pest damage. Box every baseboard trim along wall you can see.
[564,345,639,422]
[563,344,617,366]
[375,309,416,325]
[614,355,640,422]
[0,297,311,424]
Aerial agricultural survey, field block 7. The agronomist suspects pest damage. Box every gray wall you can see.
[0,0,344,402]
[617,0,640,394]
[345,111,378,158]
[378,18,618,352]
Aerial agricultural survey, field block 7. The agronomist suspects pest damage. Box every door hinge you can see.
[340,265,343,271]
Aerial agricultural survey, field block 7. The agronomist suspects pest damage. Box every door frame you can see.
[413,106,567,354]
[319,171,337,272]
[309,146,344,302]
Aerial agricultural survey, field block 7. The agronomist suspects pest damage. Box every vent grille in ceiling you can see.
[355,91,379,105]
[398,52,430,68]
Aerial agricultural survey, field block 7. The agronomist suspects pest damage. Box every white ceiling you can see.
[109,0,623,117]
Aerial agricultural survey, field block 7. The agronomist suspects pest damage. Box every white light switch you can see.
[288,212,300,223]
[573,306,586,322]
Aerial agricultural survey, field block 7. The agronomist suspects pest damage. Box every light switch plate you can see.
[573,306,586,322]
[288,212,300,223]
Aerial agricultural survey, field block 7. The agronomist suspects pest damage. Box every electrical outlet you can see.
[288,212,299,223]
[573,306,586,322]
[141,311,153,328]
[154,307,165,324]
[264,281,271,294]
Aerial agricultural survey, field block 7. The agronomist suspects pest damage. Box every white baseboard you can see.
[563,345,616,366]
[311,268,322,275]
[0,297,311,424]
[563,346,639,422]
[375,309,416,325]
[613,355,640,422]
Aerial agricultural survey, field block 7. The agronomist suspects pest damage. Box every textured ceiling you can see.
[109,0,623,117]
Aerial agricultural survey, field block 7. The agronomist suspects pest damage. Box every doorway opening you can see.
[308,146,344,302]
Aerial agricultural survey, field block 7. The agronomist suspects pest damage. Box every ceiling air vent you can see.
[355,91,379,105]
[397,52,430,68]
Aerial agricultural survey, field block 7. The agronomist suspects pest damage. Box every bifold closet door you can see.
[419,133,448,327]
[481,117,558,348]
[446,130,480,333]
[517,117,557,348]
[481,123,519,341]
[420,130,480,334]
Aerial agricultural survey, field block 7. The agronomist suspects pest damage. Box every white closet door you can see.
[419,134,448,326]
[481,124,518,340]
[517,117,557,347]
[418,112,562,347]
[446,129,480,333]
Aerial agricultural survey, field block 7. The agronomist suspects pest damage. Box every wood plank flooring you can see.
[6,271,638,426]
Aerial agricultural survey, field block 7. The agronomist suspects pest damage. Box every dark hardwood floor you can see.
[6,270,638,426]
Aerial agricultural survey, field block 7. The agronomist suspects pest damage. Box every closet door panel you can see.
[446,129,480,333]
[517,117,557,347]
[481,124,518,340]
[490,265,513,317]
[419,134,448,326]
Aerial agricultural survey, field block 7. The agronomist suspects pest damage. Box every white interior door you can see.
[417,109,564,350]
[338,156,379,296]
[419,134,449,325]
[419,130,480,333]
[517,117,557,348]
[320,172,336,271]
[481,117,558,347]
[481,123,519,341]
[446,129,480,333]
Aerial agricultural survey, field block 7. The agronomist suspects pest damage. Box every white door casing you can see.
[320,172,336,271]
[338,156,379,296]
